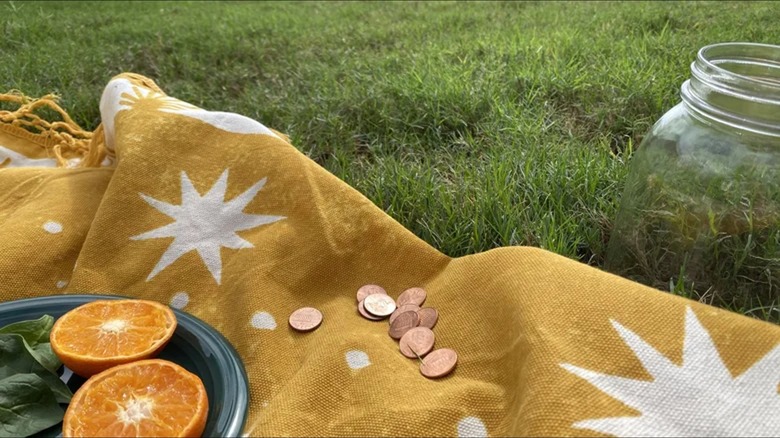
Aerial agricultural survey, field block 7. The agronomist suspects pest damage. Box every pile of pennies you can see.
[356,284,457,379]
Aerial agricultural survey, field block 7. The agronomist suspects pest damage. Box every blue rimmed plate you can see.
[0,294,249,437]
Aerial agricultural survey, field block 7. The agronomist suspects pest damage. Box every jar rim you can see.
[695,42,780,100]
[682,42,780,138]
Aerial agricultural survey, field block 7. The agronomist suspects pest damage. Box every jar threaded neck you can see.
[681,42,780,137]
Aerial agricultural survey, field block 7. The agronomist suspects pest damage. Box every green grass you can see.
[3,1,780,322]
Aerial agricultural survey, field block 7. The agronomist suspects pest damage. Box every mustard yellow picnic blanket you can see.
[1,73,778,437]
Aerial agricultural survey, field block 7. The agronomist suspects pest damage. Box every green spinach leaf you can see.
[29,343,60,374]
[0,316,62,373]
[0,334,71,403]
[0,315,54,348]
[0,373,64,438]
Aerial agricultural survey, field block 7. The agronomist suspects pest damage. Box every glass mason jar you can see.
[606,42,780,316]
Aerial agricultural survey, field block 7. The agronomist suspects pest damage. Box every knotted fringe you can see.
[0,91,108,168]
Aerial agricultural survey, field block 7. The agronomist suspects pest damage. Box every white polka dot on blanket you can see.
[251,311,277,330]
[56,280,68,289]
[170,292,190,309]
[458,416,488,437]
[345,350,371,370]
[43,221,62,234]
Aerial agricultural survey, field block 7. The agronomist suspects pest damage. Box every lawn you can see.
[3,0,779,322]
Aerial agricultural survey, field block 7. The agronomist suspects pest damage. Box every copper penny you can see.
[389,303,421,325]
[358,300,383,321]
[289,307,323,332]
[417,307,439,329]
[363,294,396,317]
[399,327,435,359]
[388,311,419,340]
[356,284,387,303]
[420,348,458,379]
[397,287,427,307]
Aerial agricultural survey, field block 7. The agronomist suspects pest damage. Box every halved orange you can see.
[63,359,208,437]
[50,299,177,377]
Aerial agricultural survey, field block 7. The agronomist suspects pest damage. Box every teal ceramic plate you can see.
[0,294,249,437]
